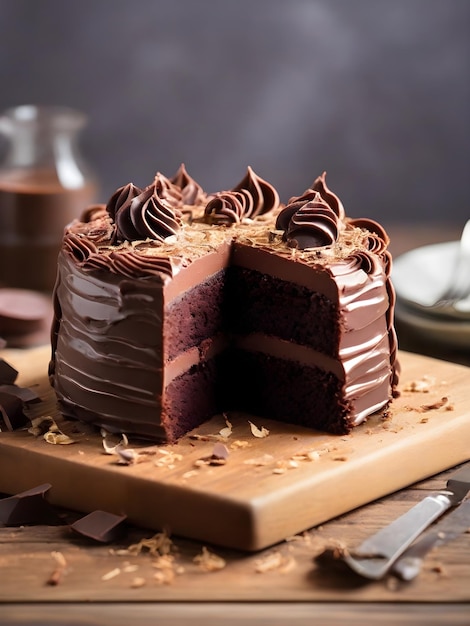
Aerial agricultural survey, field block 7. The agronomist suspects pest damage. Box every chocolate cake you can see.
[49,165,399,442]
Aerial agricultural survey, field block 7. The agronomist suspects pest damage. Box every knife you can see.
[391,497,470,581]
[340,463,470,580]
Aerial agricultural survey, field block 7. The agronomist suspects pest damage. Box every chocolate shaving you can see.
[419,397,449,412]
[0,483,60,526]
[46,551,68,586]
[195,442,230,467]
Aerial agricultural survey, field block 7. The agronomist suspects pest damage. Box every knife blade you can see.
[340,463,470,580]
[391,497,470,581]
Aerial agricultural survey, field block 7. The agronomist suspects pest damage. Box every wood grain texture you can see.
[0,603,469,626]
[0,346,469,552]
[0,466,469,605]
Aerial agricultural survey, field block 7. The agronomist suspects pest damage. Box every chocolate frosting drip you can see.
[170,163,206,206]
[112,181,182,243]
[275,192,339,249]
[231,166,280,218]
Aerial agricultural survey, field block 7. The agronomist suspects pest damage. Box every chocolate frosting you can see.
[204,190,253,226]
[50,168,399,440]
[231,166,280,218]
[275,192,339,249]
[112,181,182,243]
[170,163,207,207]
[312,171,345,221]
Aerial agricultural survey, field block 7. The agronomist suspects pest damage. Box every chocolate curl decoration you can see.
[113,181,182,243]
[204,190,254,226]
[170,163,206,206]
[231,166,280,218]
[275,193,339,249]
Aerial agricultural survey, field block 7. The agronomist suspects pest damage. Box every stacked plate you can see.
[392,240,470,350]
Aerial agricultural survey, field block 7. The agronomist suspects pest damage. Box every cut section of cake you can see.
[49,166,398,442]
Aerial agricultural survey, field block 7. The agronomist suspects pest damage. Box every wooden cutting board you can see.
[0,345,469,551]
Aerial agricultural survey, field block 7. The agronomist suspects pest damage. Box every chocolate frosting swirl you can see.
[154,171,183,207]
[275,192,339,249]
[110,181,182,243]
[349,217,390,254]
[170,163,206,206]
[204,190,254,226]
[106,183,142,222]
[231,166,280,218]
[312,171,345,221]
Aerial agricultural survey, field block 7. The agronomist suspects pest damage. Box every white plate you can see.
[392,241,470,349]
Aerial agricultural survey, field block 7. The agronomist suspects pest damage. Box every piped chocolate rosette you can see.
[275,192,339,249]
[63,173,185,280]
[204,166,280,226]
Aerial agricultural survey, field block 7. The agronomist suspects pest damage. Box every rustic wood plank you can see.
[0,465,469,603]
[1,347,469,551]
[0,602,469,626]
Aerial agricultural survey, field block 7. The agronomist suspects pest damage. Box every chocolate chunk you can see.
[0,358,17,385]
[0,483,60,525]
[0,288,53,348]
[0,384,41,431]
[70,510,127,543]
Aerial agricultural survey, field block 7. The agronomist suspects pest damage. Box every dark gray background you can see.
[0,0,469,226]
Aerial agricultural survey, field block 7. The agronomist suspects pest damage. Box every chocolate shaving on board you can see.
[0,483,60,526]
[70,510,128,543]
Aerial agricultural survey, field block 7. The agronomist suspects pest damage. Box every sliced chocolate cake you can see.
[49,165,398,442]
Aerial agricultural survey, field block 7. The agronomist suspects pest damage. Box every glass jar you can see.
[0,105,98,292]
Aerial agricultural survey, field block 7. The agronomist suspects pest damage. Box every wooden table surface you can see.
[1,223,469,626]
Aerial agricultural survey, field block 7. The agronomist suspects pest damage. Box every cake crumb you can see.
[254,550,296,574]
[154,449,184,468]
[244,453,274,467]
[230,439,251,449]
[193,546,226,572]
[403,376,435,393]
[101,567,121,581]
[130,576,146,588]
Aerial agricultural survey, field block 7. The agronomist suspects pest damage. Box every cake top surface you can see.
[63,165,392,283]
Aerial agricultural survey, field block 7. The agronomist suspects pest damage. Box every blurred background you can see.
[0,0,468,226]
